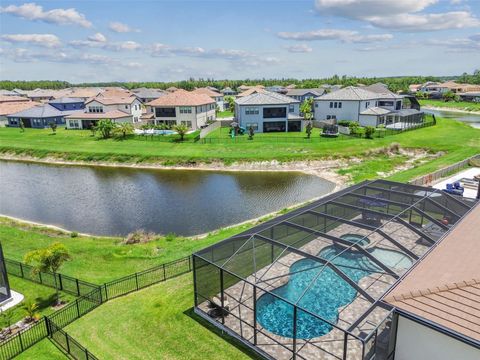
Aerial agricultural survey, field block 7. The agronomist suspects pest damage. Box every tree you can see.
[300,98,314,121]
[23,301,39,323]
[224,96,235,112]
[114,122,134,138]
[365,126,376,139]
[173,123,189,141]
[19,120,25,132]
[442,90,458,102]
[49,121,57,134]
[24,243,71,305]
[95,119,116,139]
[248,126,255,140]
[1,310,13,334]
[305,121,313,139]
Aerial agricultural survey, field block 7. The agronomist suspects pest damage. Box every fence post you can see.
[76,299,80,318]
[58,274,63,291]
[76,278,80,296]
[66,333,71,354]
[188,256,192,271]
[85,348,89,360]
[20,262,24,278]
[163,263,166,280]
[18,330,24,352]
[39,271,42,284]
[103,283,108,302]
[135,273,139,290]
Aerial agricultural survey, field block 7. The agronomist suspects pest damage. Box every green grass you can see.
[338,154,409,183]
[216,110,234,118]
[1,277,75,327]
[15,339,67,360]
[205,126,324,139]
[419,99,480,112]
[65,274,258,360]
[0,217,257,284]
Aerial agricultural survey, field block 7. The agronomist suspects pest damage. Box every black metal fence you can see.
[5,258,99,297]
[0,255,193,359]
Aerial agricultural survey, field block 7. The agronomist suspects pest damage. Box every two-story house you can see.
[146,90,216,130]
[235,91,302,133]
[314,86,423,128]
[286,88,325,103]
[192,88,224,111]
[48,97,85,111]
[65,96,142,129]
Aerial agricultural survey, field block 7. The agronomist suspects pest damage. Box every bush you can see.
[70,231,78,238]
[338,120,353,127]
[365,126,376,139]
[123,230,157,244]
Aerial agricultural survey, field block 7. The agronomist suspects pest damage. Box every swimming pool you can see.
[340,233,370,246]
[369,248,413,269]
[256,246,380,339]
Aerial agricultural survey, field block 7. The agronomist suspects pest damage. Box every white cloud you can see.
[314,0,479,31]
[88,33,107,43]
[0,2,92,28]
[107,41,141,51]
[425,35,480,52]
[109,21,140,33]
[1,33,61,48]
[284,44,313,53]
[277,29,392,43]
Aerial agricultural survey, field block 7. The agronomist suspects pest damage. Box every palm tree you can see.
[173,123,189,141]
[115,122,134,138]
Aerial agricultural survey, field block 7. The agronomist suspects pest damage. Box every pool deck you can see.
[432,167,480,199]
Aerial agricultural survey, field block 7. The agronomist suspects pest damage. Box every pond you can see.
[425,109,480,128]
[0,160,335,237]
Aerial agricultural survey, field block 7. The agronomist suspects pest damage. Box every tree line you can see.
[1,70,479,93]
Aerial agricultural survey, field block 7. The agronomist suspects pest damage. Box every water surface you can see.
[425,109,480,128]
[0,161,334,236]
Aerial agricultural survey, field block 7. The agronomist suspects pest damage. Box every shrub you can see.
[165,233,177,242]
[365,126,376,139]
[123,230,157,244]
[338,120,353,127]
[70,231,78,238]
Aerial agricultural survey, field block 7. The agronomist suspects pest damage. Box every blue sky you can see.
[0,0,479,82]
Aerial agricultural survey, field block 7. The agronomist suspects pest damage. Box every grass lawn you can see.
[1,277,75,328]
[205,125,324,139]
[65,274,258,360]
[0,217,257,284]
[419,99,480,112]
[15,339,66,360]
[217,110,234,118]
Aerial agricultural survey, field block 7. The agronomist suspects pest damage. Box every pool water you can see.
[256,246,380,339]
[369,248,413,269]
[340,233,370,246]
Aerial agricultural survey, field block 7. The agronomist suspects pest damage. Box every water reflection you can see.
[0,161,334,236]
[425,109,480,128]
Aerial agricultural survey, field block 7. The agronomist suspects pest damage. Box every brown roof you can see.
[100,87,134,98]
[67,88,102,99]
[146,89,215,106]
[237,87,267,97]
[65,110,131,120]
[0,95,30,103]
[87,96,136,106]
[384,203,480,342]
[0,101,41,116]
[192,88,222,98]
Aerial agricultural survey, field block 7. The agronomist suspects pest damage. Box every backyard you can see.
[419,99,480,112]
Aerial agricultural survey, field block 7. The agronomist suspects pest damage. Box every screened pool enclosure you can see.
[193,180,477,360]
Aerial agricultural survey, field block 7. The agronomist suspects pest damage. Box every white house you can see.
[65,95,142,129]
[192,88,224,111]
[384,204,480,360]
[314,86,424,128]
[146,89,216,130]
[234,91,302,133]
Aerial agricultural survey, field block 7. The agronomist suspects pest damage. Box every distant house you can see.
[132,88,166,103]
[65,96,142,129]
[458,91,480,102]
[0,99,40,127]
[237,86,266,98]
[265,85,288,94]
[146,89,216,130]
[314,86,424,127]
[48,97,85,111]
[24,88,67,102]
[221,87,236,96]
[7,103,71,128]
[65,87,102,101]
[166,87,178,92]
[192,88,224,111]
[408,84,422,93]
[286,88,325,103]
[234,91,302,133]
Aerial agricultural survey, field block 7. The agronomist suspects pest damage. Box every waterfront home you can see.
[132,88,166,103]
[286,88,325,103]
[314,86,424,127]
[48,97,85,111]
[0,99,40,127]
[65,95,142,129]
[384,203,480,360]
[192,88,224,111]
[234,90,302,132]
[146,89,216,130]
[7,103,71,128]
[458,91,480,102]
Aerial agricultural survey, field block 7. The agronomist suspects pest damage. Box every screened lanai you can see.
[193,180,478,360]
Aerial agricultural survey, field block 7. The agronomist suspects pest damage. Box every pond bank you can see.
[422,105,480,115]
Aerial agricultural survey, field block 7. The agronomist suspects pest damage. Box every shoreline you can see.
[422,105,480,115]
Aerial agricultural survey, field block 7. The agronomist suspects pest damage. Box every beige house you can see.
[146,90,216,130]
[192,88,224,111]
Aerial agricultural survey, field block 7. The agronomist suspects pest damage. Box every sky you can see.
[0,0,479,82]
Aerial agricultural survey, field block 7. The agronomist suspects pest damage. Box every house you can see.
[265,85,288,94]
[7,103,71,128]
[458,91,480,102]
[65,87,102,101]
[192,88,224,111]
[132,88,166,103]
[236,86,266,98]
[286,88,325,103]
[221,87,236,96]
[48,97,85,111]
[314,86,424,127]
[409,84,422,93]
[65,95,142,129]
[361,82,390,94]
[100,87,135,98]
[237,84,265,93]
[24,88,67,102]
[166,86,178,92]
[146,89,216,130]
[234,90,302,133]
[384,203,480,360]
[0,100,40,127]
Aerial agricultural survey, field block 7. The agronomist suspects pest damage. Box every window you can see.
[378,101,394,107]
[125,105,129,109]
[69,119,80,129]
[338,102,342,108]
[315,103,318,108]
[245,107,259,115]
[329,102,333,108]
[288,104,295,113]
[245,122,258,130]
[334,102,338,108]
[179,106,192,114]
[365,101,370,108]
[134,116,139,123]
[88,106,103,113]
[326,115,337,120]
[181,121,192,128]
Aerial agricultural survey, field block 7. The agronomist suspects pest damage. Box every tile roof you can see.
[8,103,68,118]
[49,97,85,104]
[0,101,41,116]
[66,110,131,120]
[66,87,103,99]
[235,90,300,105]
[146,89,215,106]
[192,88,223,98]
[362,83,391,94]
[0,95,30,103]
[316,86,402,101]
[360,106,392,115]
[87,96,137,105]
[132,88,166,99]
[237,87,267,97]
[384,203,480,343]
[100,87,134,98]
[286,88,325,97]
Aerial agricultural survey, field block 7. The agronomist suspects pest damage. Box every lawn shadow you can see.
[183,307,262,360]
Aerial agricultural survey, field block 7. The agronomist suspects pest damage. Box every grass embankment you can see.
[65,274,258,360]
[1,277,74,327]
[419,99,480,112]
[206,126,324,139]
[216,110,234,118]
